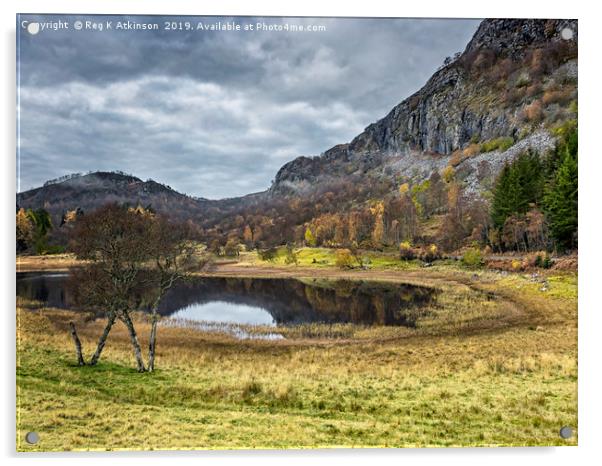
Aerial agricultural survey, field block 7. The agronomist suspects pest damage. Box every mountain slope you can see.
[271,18,577,195]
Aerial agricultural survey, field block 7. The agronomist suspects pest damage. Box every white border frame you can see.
[2,1,599,465]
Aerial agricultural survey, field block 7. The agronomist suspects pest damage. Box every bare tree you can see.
[68,204,198,372]
[143,218,197,372]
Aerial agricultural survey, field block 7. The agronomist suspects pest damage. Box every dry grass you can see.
[16,262,578,451]
[17,253,81,272]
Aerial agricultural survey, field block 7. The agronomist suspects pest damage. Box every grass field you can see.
[16,252,577,451]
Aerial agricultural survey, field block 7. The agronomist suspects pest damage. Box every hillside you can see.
[271,19,577,195]
[16,171,208,225]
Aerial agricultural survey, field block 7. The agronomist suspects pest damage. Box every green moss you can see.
[480,137,515,153]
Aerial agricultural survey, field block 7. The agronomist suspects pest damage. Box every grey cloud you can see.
[17,15,480,198]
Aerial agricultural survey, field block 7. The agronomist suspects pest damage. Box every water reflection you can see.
[170,301,276,326]
[16,273,438,328]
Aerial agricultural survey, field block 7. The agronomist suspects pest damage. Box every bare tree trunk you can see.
[89,312,116,366]
[147,311,159,372]
[69,322,85,366]
[121,311,146,372]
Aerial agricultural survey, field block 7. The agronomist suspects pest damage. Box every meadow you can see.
[16,250,577,450]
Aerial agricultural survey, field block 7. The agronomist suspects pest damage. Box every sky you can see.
[17,15,480,199]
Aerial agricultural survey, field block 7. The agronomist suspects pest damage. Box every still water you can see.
[16,272,437,328]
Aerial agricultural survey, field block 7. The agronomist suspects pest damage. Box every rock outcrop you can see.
[272,18,577,195]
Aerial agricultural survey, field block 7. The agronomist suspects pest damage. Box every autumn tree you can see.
[243,224,254,248]
[335,249,354,269]
[440,184,490,252]
[440,182,467,251]
[426,171,447,215]
[16,208,34,252]
[333,214,348,246]
[224,237,241,257]
[370,201,385,249]
[525,207,549,251]
[398,191,419,242]
[142,217,197,371]
[209,238,223,256]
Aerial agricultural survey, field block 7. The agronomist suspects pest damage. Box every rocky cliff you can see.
[272,18,577,195]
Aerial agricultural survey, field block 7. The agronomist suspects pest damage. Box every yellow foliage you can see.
[334,248,354,269]
[64,209,79,224]
[369,201,384,217]
[511,259,523,271]
[447,183,460,209]
[442,166,455,183]
[128,205,154,217]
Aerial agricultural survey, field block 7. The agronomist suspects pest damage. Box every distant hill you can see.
[16,171,208,225]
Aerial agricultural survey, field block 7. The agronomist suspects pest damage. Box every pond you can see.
[16,272,438,330]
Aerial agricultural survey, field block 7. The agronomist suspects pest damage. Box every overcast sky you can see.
[17,15,480,199]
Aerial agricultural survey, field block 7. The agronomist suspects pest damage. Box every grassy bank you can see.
[16,262,577,451]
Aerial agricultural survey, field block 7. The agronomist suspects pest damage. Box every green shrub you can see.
[462,247,484,268]
[480,137,514,153]
[41,244,66,255]
[534,253,552,269]
[552,118,577,138]
[284,244,299,266]
[258,247,278,262]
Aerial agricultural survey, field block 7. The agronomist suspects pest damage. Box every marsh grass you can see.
[16,265,577,451]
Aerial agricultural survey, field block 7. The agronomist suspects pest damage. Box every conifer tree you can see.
[491,150,544,230]
[544,130,578,250]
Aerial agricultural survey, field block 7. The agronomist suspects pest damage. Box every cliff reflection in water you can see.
[158,277,437,327]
